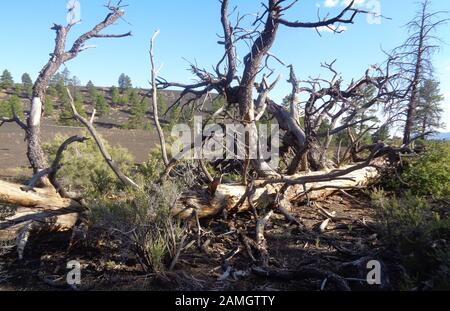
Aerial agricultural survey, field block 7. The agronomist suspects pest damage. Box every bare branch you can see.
[66,88,140,190]
[277,1,368,29]
[150,30,170,167]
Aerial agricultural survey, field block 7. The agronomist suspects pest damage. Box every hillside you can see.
[1,85,201,128]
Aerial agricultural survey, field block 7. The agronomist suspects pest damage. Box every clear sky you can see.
[1,0,449,129]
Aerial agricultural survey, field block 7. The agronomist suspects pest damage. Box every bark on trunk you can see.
[403,5,426,146]
[173,163,380,220]
[0,180,82,241]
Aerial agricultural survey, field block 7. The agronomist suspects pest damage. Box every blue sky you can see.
[1,0,449,129]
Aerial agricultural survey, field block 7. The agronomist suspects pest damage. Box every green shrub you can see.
[44,134,135,196]
[0,95,24,119]
[372,189,450,289]
[96,94,110,115]
[402,141,450,198]
[58,94,87,126]
[90,183,186,273]
[44,97,55,116]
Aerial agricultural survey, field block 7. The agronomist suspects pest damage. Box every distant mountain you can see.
[431,132,450,141]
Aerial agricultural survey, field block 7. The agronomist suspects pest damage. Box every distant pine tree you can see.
[110,86,120,105]
[21,73,33,98]
[0,69,14,90]
[118,73,132,92]
[44,97,55,116]
[126,91,147,129]
[59,93,86,125]
[416,79,445,136]
[14,83,22,96]
[87,80,98,104]
[0,95,24,119]
[96,94,110,115]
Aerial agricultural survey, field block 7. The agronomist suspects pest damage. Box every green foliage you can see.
[95,94,110,115]
[14,84,21,96]
[67,76,81,98]
[118,73,132,92]
[372,189,450,289]
[157,93,167,117]
[165,105,181,131]
[59,93,86,126]
[47,84,58,98]
[90,184,185,273]
[87,80,98,103]
[379,141,450,199]
[21,73,33,98]
[52,73,66,96]
[416,79,445,135]
[90,151,192,273]
[124,89,148,129]
[118,92,129,106]
[135,149,166,184]
[401,141,450,199]
[0,95,24,119]
[44,97,54,116]
[110,86,120,105]
[43,134,134,195]
[61,68,71,85]
[0,69,14,90]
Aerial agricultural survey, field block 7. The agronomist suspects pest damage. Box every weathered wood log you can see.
[0,180,82,240]
[174,163,380,220]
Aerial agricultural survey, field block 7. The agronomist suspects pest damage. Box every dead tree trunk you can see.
[389,0,448,145]
[174,161,382,220]
[26,5,131,185]
[0,4,131,245]
[403,11,425,145]
[0,180,82,241]
[158,0,368,182]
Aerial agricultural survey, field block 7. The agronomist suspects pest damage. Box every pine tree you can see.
[74,94,87,118]
[0,69,14,90]
[14,83,22,96]
[416,79,444,136]
[86,80,95,88]
[157,93,168,117]
[126,91,147,129]
[21,73,33,98]
[118,73,132,92]
[0,100,7,117]
[0,95,24,119]
[58,92,73,125]
[59,93,86,125]
[71,76,81,87]
[69,75,81,97]
[47,84,58,98]
[96,94,110,115]
[44,97,55,116]
[87,80,98,103]
[110,86,120,105]
[53,73,66,97]
[61,68,71,85]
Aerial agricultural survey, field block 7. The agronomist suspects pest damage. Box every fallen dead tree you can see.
[0,180,82,241]
[174,161,382,220]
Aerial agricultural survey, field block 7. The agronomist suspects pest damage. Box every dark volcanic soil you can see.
[0,192,395,291]
[0,115,159,171]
